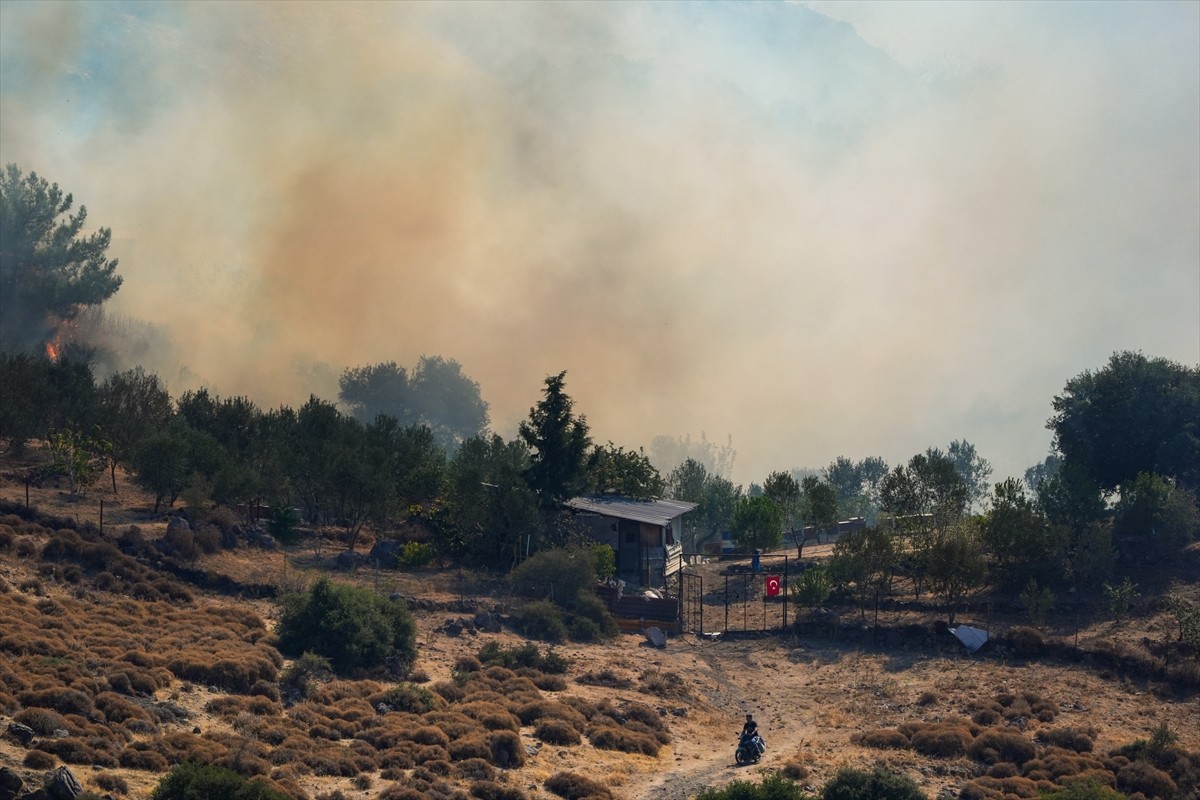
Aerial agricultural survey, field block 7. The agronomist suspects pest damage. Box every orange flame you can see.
[45,340,60,362]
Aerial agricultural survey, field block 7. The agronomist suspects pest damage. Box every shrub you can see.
[855,729,909,750]
[398,541,436,567]
[95,773,130,795]
[588,725,660,756]
[486,730,524,769]
[511,601,568,643]
[24,749,58,769]
[544,771,614,800]
[470,781,527,800]
[910,726,972,758]
[1038,727,1096,753]
[696,773,810,800]
[572,591,618,638]
[454,759,495,782]
[374,683,445,714]
[535,719,582,746]
[1116,761,1176,798]
[15,706,68,735]
[279,652,333,700]
[969,730,1036,766]
[1040,778,1129,799]
[277,577,417,676]
[150,763,292,800]
[820,766,925,800]
[782,761,810,782]
[509,546,597,606]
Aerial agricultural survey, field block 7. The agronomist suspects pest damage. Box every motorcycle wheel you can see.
[735,747,750,766]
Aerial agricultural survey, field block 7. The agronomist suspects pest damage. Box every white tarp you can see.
[950,625,989,653]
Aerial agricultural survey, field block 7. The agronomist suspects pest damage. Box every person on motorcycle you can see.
[741,714,758,740]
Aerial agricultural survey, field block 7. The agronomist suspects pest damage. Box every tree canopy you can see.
[338,355,488,450]
[0,164,122,354]
[1049,351,1200,492]
[519,371,591,506]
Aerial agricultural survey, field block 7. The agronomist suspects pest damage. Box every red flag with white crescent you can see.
[765,575,782,597]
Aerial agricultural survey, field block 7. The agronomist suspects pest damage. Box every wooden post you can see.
[99,499,104,533]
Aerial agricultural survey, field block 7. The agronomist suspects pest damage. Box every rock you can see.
[6,721,34,745]
[369,539,402,567]
[474,611,502,633]
[51,729,69,739]
[0,766,23,800]
[45,766,82,800]
[443,619,463,637]
[166,515,191,534]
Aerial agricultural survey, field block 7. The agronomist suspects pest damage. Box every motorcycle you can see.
[735,732,765,765]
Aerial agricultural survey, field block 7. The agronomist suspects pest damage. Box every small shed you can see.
[565,496,696,589]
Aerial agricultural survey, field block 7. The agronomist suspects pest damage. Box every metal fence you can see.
[671,553,793,635]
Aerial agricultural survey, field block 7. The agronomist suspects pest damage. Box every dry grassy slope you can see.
[1,452,1198,800]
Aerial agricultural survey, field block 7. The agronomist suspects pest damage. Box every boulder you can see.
[166,515,191,534]
[6,721,33,745]
[369,539,402,567]
[0,766,23,800]
[335,550,365,570]
[45,766,82,800]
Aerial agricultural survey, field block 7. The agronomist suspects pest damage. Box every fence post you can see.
[782,555,788,633]
[724,575,729,634]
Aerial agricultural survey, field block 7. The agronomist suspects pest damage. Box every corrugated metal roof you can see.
[565,496,698,526]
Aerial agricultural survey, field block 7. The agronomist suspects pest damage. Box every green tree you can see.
[947,439,993,512]
[1114,472,1199,559]
[0,164,122,354]
[731,495,784,552]
[46,428,104,495]
[587,441,664,499]
[339,356,489,450]
[277,577,416,676]
[830,525,897,624]
[408,354,489,449]
[338,361,411,426]
[802,475,839,555]
[131,418,213,513]
[1049,351,1200,492]
[446,433,542,568]
[982,478,1067,590]
[519,371,591,506]
[666,457,710,550]
[925,523,987,624]
[764,470,803,549]
[96,367,172,493]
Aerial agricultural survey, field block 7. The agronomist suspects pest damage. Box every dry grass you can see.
[1,452,1197,800]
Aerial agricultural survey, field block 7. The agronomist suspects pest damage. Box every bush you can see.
[969,730,1036,766]
[535,719,582,746]
[855,729,909,749]
[544,771,614,800]
[572,591,618,639]
[486,731,525,769]
[1116,761,1176,798]
[150,763,292,800]
[277,577,417,676]
[1038,727,1096,753]
[398,541,436,567]
[696,773,811,800]
[820,766,925,800]
[511,601,568,643]
[509,546,597,606]
[1040,778,1129,799]
[375,682,445,714]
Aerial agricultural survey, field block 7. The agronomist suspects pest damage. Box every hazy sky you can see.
[2,0,1197,486]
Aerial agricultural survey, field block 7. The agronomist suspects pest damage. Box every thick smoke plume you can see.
[1,1,1196,484]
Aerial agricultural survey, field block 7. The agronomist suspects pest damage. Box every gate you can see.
[676,553,791,634]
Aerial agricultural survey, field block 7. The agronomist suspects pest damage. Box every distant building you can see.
[565,496,696,589]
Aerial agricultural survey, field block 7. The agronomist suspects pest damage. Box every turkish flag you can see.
[764,575,782,597]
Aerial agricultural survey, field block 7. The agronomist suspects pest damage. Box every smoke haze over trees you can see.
[1,3,1194,486]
